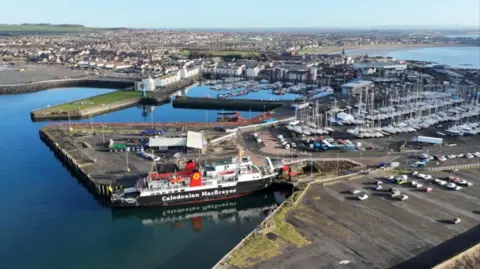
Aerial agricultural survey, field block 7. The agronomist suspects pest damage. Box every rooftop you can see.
[341,79,373,88]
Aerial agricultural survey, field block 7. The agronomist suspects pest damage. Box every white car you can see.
[423,175,432,180]
[357,194,369,201]
[411,180,418,186]
[458,180,473,187]
[376,180,383,185]
[351,189,361,195]
[437,180,448,186]
[372,185,382,191]
[385,175,395,180]
[447,183,462,190]
[447,154,456,159]
[399,195,409,201]
[416,173,426,179]
[453,218,461,224]
[457,154,465,158]
[474,152,480,158]
[420,153,430,159]
[416,183,424,188]
[411,171,418,176]
[438,156,447,162]
[466,153,474,159]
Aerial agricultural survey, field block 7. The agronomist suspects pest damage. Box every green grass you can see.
[45,91,142,112]
[0,24,105,33]
[179,50,191,56]
[209,50,260,57]
[298,47,331,55]
[227,191,310,268]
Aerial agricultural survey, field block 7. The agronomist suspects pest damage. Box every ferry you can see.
[111,192,281,229]
[110,149,277,208]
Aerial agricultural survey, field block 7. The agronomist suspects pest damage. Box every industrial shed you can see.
[148,131,204,152]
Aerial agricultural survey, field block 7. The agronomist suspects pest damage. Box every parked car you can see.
[357,194,369,201]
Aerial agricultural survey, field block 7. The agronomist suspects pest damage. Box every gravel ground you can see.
[0,64,87,85]
[249,170,480,269]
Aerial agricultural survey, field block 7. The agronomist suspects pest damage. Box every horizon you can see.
[1,0,479,29]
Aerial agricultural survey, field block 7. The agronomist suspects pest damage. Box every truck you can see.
[412,136,443,145]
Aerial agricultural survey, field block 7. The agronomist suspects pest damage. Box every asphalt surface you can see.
[241,126,480,169]
[0,64,87,85]
[250,170,480,269]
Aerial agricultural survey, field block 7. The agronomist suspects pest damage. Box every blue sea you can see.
[0,86,286,269]
[347,46,480,68]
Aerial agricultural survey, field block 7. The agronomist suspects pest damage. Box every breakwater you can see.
[0,78,134,94]
[30,76,201,121]
[172,96,288,111]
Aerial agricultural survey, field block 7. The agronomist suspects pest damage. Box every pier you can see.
[172,96,289,111]
[0,77,134,94]
[30,76,200,121]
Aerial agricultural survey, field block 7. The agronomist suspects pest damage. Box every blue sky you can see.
[1,0,479,28]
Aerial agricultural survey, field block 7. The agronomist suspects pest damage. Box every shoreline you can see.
[301,43,474,55]
[344,44,475,55]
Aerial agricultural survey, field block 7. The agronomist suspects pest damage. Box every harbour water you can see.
[0,87,287,269]
[347,46,480,68]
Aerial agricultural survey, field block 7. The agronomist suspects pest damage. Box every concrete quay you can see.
[1,78,134,94]
[172,96,289,111]
[30,77,200,121]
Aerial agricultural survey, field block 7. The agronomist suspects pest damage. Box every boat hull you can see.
[112,177,275,208]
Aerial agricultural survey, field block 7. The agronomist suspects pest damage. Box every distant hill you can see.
[0,24,108,35]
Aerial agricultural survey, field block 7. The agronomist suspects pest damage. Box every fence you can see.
[426,163,480,171]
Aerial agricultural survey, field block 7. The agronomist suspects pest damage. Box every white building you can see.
[135,78,156,92]
[115,63,132,70]
[155,72,180,87]
[180,66,200,79]
[148,131,204,152]
[246,66,261,77]
[341,80,374,96]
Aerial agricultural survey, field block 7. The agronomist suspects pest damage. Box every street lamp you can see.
[125,150,130,172]
[102,125,105,144]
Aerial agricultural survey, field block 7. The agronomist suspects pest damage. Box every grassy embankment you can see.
[43,90,143,112]
[227,191,311,268]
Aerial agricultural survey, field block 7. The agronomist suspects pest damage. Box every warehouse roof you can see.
[148,137,186,147]
[148,131,203,149]
[186,131,203,150]
[341,80,373,89]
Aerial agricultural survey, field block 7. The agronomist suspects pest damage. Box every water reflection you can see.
[111,191,288,232]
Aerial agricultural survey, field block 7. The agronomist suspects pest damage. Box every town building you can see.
[341,80,373,96]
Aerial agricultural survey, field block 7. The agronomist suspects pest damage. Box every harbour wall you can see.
[30,76,200,121]
[172,96,288,111]
[39,129,116,204]
[0,78,134,94]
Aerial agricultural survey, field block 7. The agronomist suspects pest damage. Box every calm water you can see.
[47,85,301,124]
[347,46,480,68]
[0,87,285,269]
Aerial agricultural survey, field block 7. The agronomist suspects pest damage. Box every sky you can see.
[1,0,479,29]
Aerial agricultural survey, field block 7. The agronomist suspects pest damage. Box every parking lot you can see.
[253,170,480,269]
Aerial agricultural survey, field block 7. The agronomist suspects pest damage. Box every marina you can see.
[0,16,478,269]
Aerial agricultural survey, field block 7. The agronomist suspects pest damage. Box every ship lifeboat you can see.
[169,176,184,184]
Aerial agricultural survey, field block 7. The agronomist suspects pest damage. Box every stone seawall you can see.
[172,96,287,111]
[0,78,133,94]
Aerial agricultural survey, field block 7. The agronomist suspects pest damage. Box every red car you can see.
[449,176,461,183]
